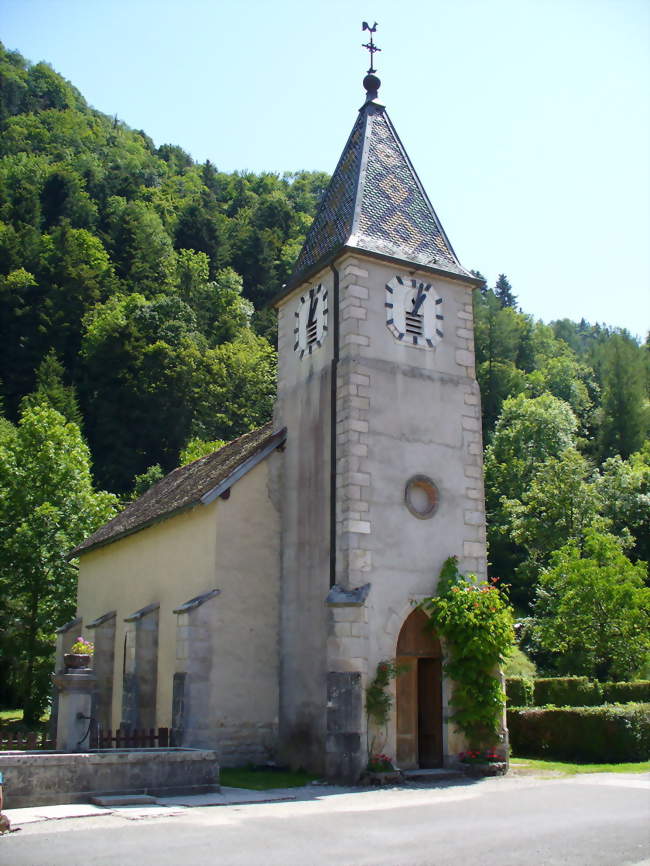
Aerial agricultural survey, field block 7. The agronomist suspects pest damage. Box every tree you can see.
[0,266,42,412]
[533,531,650,680]
[130,463,164,500]
[103,197,175,294]
[175,254,252,345]
[598,446,650,563]
[174,188,230,276]
[485,393,578,509]
[20,347,82,426]
[180,437,226,465]
[473,289,527,437]
[190,332,276,443]
[0,405,117,720]
[598,334,648,459]
[484,393,579,608]
[504,449,603,600]
[39,223,116,368]
[526,355,597,441]
[493,273,517,308]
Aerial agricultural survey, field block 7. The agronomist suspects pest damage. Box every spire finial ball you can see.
[363,73,381,95]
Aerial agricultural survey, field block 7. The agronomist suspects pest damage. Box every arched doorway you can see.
[395,608,443,769]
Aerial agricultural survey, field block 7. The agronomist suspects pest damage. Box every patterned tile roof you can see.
[286,97,471,292]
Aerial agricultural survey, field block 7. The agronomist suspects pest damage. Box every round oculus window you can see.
[404,475,439,519]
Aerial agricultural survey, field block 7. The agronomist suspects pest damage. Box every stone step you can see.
[402,768,464,783]
[90,794,158,807]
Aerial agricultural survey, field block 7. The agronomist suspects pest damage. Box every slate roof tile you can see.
[285,94,472,294]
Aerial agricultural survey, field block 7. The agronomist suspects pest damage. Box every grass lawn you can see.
[511,757,650,775]
[0,710,22,723]
[0,709,50,730]
[219,767,320,790]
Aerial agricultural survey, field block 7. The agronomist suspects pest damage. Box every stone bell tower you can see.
[273,63,486,781]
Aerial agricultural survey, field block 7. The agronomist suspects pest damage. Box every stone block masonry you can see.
[0,749,219,809]
[86,610,116,732]
[460,377,487,580]
[173,588,278,765]
[121,603,159,730]
[334,259,374,592]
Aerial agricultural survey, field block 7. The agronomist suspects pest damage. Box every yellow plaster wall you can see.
[75,457,281,733]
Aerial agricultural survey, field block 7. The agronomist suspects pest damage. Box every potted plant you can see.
[64,636,94,670]
[458,748,507,777]
[361,753,403,786]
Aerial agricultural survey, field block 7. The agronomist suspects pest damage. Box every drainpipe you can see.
[329,262,340,588]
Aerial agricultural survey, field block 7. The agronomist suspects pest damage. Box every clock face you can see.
[385,274,444,348]
[293,282,328,358]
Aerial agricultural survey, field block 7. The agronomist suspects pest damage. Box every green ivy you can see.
[366,660,407,727]
[420,556,515,747]
[365,659,410,761]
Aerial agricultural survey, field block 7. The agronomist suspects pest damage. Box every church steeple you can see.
[286,67,472,293]
[274,33,488,782]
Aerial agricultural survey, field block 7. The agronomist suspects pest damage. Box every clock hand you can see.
[308,295,318,324]
[411,289,426,315]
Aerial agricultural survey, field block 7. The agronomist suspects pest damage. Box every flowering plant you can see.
[70,636,94,655]
[420,556,514,747]
[367,753,394,772]
[459,749,501,765]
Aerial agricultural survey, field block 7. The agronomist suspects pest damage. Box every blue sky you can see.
[3,0,649,337]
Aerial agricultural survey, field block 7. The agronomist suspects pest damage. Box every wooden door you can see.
[418,657,442,767]
[396,655,417,768]
[395,609,443,769]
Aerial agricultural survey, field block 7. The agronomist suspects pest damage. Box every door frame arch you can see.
[394,607,444,769]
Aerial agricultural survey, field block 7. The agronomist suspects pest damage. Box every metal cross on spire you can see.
[362,21,381,73]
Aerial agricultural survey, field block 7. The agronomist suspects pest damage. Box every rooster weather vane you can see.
[362,21,381,74]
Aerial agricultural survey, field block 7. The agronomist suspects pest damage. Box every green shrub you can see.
[533,677,603,707]
[506,676,534,707]
[507,704,650,762]
[603,681,650,704]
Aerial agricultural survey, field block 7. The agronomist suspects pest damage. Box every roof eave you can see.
[69,427,287,560]
[200,427,287,504]
[273,244,482,304]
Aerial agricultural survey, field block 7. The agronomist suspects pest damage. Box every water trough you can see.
[0,747,220,808]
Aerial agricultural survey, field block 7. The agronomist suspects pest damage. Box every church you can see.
[65,61,488,782]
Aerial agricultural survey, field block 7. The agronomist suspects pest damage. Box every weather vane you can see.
[362,21,381,74]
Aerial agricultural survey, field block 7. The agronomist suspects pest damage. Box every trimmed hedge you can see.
[505,677,534,707]
[533,677,603,707]
[603,681,650,704]
[505,676,650,708]
[507,704,650,762]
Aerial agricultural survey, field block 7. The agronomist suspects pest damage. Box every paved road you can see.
[3,773,649,866]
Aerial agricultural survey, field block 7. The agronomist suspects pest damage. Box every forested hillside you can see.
[473,279,649,610]
[0,42,327,494]
[0,45,648,715]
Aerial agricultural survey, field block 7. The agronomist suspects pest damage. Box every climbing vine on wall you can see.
[420,557,515,748]
[366,660,404,727]
[365,659,409,758]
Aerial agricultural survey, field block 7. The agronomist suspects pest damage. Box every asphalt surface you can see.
[2,772,649,866]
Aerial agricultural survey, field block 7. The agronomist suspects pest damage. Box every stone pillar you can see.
[85,611,116,732]
[172,589,221,747]
[497,667,510,765]
[121,603,159,730]
[50,617,83,742]
[325,583,370,782]
[52,668,96,752]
